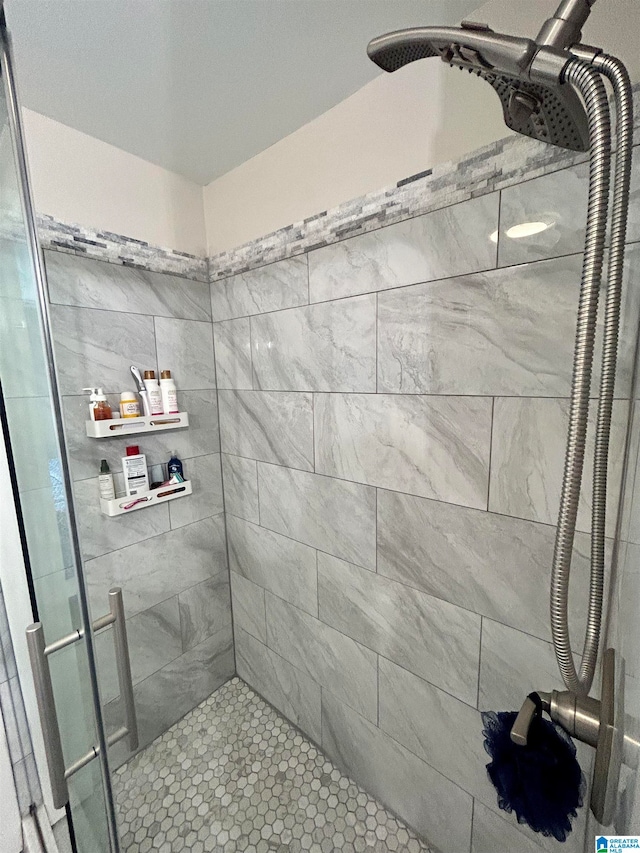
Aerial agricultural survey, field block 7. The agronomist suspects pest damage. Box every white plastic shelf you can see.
[86,411,188,439]
[100,480,192,517]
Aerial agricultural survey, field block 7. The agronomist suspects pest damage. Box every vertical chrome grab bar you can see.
[25,588,138,808]
[25,623,69,809]
[108,588,138,751]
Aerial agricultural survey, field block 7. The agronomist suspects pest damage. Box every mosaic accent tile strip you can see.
[113,676,432,853]
[36,215,208,282]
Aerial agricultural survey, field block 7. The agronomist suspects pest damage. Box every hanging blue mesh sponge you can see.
[481,693,586,842]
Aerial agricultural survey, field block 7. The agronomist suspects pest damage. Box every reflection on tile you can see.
[221,454,259,523]
[266,593,377,722]
[168,453,224,529]
[318,552,480,705]
[308,193,498,303]
[228,514,317,616]
[4,397,61,492]
[45,250,212,320]
[321,691,473,853]
[489,397,628,536]
[258,462,376,569]
[315,393,492,510]
[377,488,595,645]
[73,476,170,560]
[230,573,266,643]
[62,389,220,482]
[498,162,588,266]
[179,574,232,651]
[213,317,253,390]
[0,296,49,398]
[50,304,156,395]
[95,597,182,704]
[218,390,314,471]
[236,627,321,743]
[211,256,308,321]
[251,295,376,392]
[377,256,583,396]
[0,593,17,684]
[20,486,74,578]
[0,677,30,764]
[154,317,216,390]
[85,515,227,619]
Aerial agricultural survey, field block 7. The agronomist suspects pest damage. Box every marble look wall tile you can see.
[257,462,376,569]
[221,454,259,523]
[318,552,480,705]
[154,317,216,390]
[0,591,17,684]
[498,163,588,267]
[230,573,266,643]
[179,574,232,651]
[73,476,170,560]
[218,390,314,471]
[489,396,628,537]
[50,304,156,395]
[85,515,227,619]
[213,318,253,390]
[168,453,224,529]
[315,393,492,510]
[45,250,211,320]
[12,753,41,816]
[321,691,473,853]
[227,514,317,616]
[377,255,584,396]
[0,677,30,764]
[95,597,182,704]
[472,801,555,853]
[308,193,498,303]
[210,256,308,321]
[236,627,321,743]
[265,593,377,722]
[105,627,234,768]
[251,294,376,392]
[62,389,220,482]
[377,488,595,645]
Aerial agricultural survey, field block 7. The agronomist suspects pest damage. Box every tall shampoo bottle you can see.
[160,370,179,414]
[143,371,163,415]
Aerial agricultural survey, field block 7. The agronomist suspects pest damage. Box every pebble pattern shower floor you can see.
[113,677,432,853]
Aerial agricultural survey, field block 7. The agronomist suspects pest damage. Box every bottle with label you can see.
[83,387,112,421]
[122,445,150,496]
[143,370,163,415]
[119,391,141,418]
[98,459,115,500]
[159,370,179,414]
[167,451,184,480]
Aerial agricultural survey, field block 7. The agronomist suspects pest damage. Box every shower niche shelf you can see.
[100,480,192,517]
[86,412,189,439]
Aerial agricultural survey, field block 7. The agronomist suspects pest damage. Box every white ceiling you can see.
[4,0,483,185]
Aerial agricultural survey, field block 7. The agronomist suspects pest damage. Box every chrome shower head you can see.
[367,19,591,152]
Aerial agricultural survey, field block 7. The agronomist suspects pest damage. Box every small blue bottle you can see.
[167,451,184,480]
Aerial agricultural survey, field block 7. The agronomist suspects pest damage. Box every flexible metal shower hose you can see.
[551,56,633,696]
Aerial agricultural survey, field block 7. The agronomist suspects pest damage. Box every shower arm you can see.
[536,0,598,49]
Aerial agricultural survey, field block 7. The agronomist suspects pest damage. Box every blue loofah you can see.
[481,693,586,842]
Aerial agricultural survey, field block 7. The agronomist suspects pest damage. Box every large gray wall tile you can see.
[315,393,492,510]
[266,593,377,722]
[472,801,553,853]
[321,691,473,853]
[251,294,376,392]
[377,488,594,645]
[45,250,211,320]
[489,397,627,537]
[179,574,232,651]
[230,573,266,643]
[318,552,480,705]
[50,304,156,395]
[218,390,313,471]
[221,454,259,523]
[236,627,321,743]
[377,256,583,396]
[308,193,498,302]
[154,317,216,390]
[228,514,318,616]
[257,462,376,569]
[213,317,253,389]
[169,453,224,529]
[211,256,308,321]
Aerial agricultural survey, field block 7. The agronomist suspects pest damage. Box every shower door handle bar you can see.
[25,588,138,809]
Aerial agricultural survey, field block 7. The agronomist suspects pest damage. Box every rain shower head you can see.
[367,7,596,152]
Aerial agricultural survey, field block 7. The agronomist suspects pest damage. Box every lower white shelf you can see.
[100,480,192,517]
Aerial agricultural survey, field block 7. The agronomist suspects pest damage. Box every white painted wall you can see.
[22,109,207,257]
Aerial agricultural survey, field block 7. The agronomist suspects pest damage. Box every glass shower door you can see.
[0,18,118,853]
